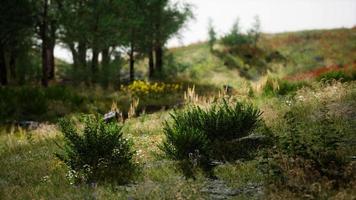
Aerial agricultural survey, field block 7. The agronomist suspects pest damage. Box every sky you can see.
[55,0,356,61]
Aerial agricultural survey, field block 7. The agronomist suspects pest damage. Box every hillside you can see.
[163,28,356,86]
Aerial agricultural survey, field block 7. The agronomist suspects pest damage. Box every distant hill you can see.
[155,27,356,87]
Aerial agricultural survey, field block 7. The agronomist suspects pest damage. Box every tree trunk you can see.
[148,46,154,79]
[91,48,99,73]
[41,0,49,87]
[9,51,16,81]
[48,21,56,80]
[69,43,78,67]
[102,48,110,67]
[48,46,55,79]
[129,43,135,82]
[155,42,163,73]
[78,41,87,67]
[0,46,7,85]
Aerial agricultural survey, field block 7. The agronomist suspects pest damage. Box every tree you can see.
[248,16,261,47]
[207,18,217,52]
[221,18,250,47]
[150,0,193,76]
[32,0,60,86]
[57,0,123,82]
[56,0,91,69]
[39,0,50,87]
[0,0,34,85]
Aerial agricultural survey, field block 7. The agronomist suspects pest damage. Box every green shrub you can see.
[0,86,85,122]
[317,70,354,83]
[263,77,307,96]
[45,86,84,106]
[56,115,138,184]
[0,87,47,121]
[278,107,350,181]
[160,99,266,177]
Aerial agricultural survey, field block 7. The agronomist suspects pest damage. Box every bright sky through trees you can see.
[55,0,356,61]
[171,0,356,45]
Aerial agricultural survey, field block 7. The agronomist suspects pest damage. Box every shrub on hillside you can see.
[317,70,355,83]
[56,115,138,184]
[160,99,268,177]
[220,20,252,47]
[263,104,355,197]
[278,109,349,180]
[263,77,307,96]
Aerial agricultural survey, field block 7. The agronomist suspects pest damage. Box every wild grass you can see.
[1,28,356,199]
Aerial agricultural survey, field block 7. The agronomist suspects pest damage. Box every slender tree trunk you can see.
[91,48,99,73]
[41,0,49,87]
[148,46,154,79]
[102,48,110,67]
[129,43,135,82]
[48,21,56,80]
[0,46,7,85]
[9,51,16,81]
[69,43,78,67]
[155,42,163,73]
[78,41,87,67]
[48,46,55,79]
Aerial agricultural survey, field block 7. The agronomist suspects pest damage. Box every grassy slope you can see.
[169,27,356,84]
[1,28,356,199]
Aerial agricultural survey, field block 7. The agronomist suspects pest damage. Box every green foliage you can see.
[0,0,34,47]
[160,99,265,177]
[207,19,217,51]
[247,16,261,47]
[317,70,355,83]
[221,19,251,47]
[274,103,352,183]
[0,86,84,122]
[263,77,307,96]
[56,115,138,184]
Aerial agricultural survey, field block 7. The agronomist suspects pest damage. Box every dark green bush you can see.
[160,99,266,177]
[0,87,47,121]
[221,33,252,47]
[317,70,354,83]
[0,86,85,122]
[56,115,138,184]
[45,86,84,106]
[263,78,307,96]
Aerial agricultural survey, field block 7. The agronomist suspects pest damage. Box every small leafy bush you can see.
[56,115,137,184]
[160,99,266,177]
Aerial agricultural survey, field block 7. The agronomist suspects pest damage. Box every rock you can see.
[201,179,264,200]
[103,111,119,123]
[17,121,39,130]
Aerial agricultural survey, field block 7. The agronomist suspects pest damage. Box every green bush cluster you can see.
[160,99,268,177]
[278,109,349,180]
[262,102,355,196]
[0,86,84,122]
[263,77,307,96]
[317,70,356,83]
[56,115,138,184]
